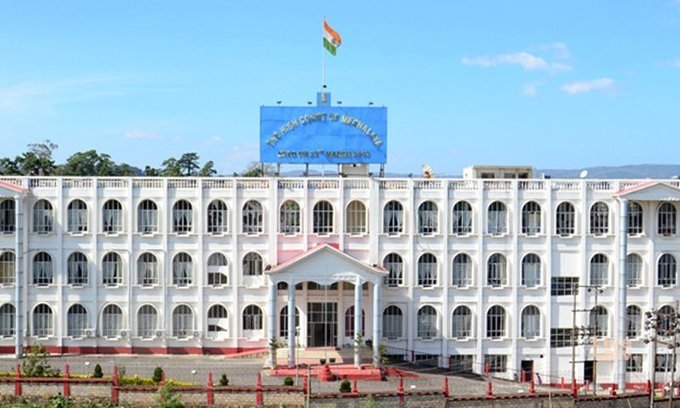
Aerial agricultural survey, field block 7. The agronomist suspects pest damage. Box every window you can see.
[207,304,229,336]
[207,200,228,234]
[589,254,609,286]
[137,253,159,286]
[279,200,300,235]
[555,202,575,236]
[67,252,88,286]
[33,199,53,234]
[521,306,540,339]
[243,305,263,331]
[32,252,53,285]
[626,254,642,287]
[137,305,158,338]
[0,304,15,337]
[452,201,472,235]
[32,304,53,337]
[487,201,507,235]
[137,200,158,234]
[658,305,675,334]
[452,254,472,287]
[484,355,507,373]
[451,306,472,339]
[172,305,193,339]
[383,253,403,287]
[658,254,676,287]
[589,306,608,338]
[551,277,579,296]
[172,252,193,286]
[0,252,15,285]
[101,304,122,339]
[417,306,437,339]
[658,202,676,236]
[243,200,263,235]
[487,253,507,287]
[102,252,122,286]
[173,200,193,234]
[417,253,437,287]
[102,199,123,233]
[382,306,403,339]
[313,201,333,235]
[344,306,365,337]
[279,306,300,338]
[550,328,573,348]
[627,354,643,372]
[67,199,88,233]
[243,252,263,276]
[628,202,643,235]
[0,200,15,233]
[521,201,541,235]
[486,305,506,339]
[589,202,609,235]
[417,201,438,235]
[655,354,675,372]
[346,201,367,235]
[521,253,541,287]
[383,201,403,235]
[449,355,474,373]
[67,304,88,337]
[207,253,228,286]
[626,305,641,338]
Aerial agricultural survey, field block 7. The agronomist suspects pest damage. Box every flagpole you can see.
[322,17,326,89]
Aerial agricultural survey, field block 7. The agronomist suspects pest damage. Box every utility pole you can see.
[571,285,578,396]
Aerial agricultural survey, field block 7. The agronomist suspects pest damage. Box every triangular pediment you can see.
[615,181,680,201]
[0,180,27,198]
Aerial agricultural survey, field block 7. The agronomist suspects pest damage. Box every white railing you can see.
[133,178,164,189]
[552,180,581,191]
[277,179,304,190]
[168,179,197,189]
[414,180,442,190]
[97,178,128,189]
[202,179,233,189]
[483,180,512,191]
[237,179,269,189]
[308,179,339,190]
[29,178,57,188]
[62,178,92,188]
[587,180,613,191]
[448,180,477,191]
[379,180,408,190]
[343,179,370,190]
[0,177,26,188]
[518,180,544,191]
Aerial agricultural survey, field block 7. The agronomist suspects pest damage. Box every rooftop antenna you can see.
[579,170,588,179]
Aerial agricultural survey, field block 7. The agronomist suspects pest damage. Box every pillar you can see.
[288,282,296,368]
[372,281,382,367]
[14,196,22,359]
[616,198,628,392]
[354,277,362,367]
[267,279,277,368]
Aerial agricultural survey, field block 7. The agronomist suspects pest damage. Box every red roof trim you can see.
[614,180,678,197]
[272,243,383,273]
[0,180,28,194]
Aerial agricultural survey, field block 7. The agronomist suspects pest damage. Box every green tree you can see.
[0,157,20,175]
[176,152,200,176]
[59,150,115,176]
[16,140,58,176]
[21,344,60,377]
[144,165,161,176]
[114,162,141,176]
[239,161,275,177]
[161,158,183,177]
[198,160,217,177]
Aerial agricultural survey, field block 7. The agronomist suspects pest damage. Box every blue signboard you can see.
[260,104,387,164]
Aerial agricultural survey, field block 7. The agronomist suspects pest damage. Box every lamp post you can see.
[571,284,603,396]
[644,302,680,408]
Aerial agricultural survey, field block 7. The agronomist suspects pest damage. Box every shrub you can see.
[21,344,60,378]
[153,367,164,384]
[156,382,183,408]
[219,374,229,386]
[339,379,352,393]
[92,364,103,379]
[283,376,294,386]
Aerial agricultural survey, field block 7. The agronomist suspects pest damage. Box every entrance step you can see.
[275,347,373,366]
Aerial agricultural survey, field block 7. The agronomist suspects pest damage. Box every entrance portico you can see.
[265,244,386,368]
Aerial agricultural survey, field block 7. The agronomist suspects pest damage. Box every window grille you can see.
[0,200,15,233]
[101,304,122,338]
[33,199,53,234]
[207,253,228,285]
[207,200,228,234]
[452,254,472,287]
[137,253,158,286]
[658,202,676,236]
[279,200,301,235]
[589,306,608,337]
[0,304,15,337]
[382,306,403,339]
[279,306,299,338]
[417,201,438,235]
[172,305,193,338]
[628,202,643,235]
[243,305,263,330]
[627,354,643,372]
[451,306,472,339]
[521,201,541,235]
[67,304,88,337]
[67,199,88,233]
[484,354,507,373]
[32,304,53,337]
[417,306,437,339]
[521,253,541,287]
[551,277,579,296]
[383,253,403,287]
[521,306,540,339]
[243,252,263,276]
[345,306,365,337]
[172,252,193,286]
[173,200,193,234]
[658,254,677,287]
[555,202,575,236]
[383,201,403,235]
[452,201,472,235]
[208,304,228,335]
[589,254,609,286]
[345,200,367,235]
[417,253,437,287]
[313,201,334,235]
[626,305,641,338]
[102,252,123,286]
[0,252,15,285]
[137,200,158,233]
[102,200,123,233]
[137,304,158,338]
[486,305,506,339]
[242,200,263,234]
[626,254,642,287]
[590,202,609,235]
[487,201,507,235]
[32,252,53,285]
[487,253,507,287]
[67,252,88,285]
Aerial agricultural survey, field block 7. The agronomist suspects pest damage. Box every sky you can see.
[1,1,679,176]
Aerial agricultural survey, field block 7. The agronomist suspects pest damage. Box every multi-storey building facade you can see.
[1,171,679,389]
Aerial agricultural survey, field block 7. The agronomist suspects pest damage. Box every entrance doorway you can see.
[307,302,337,347]
[583,361,594,383]
[521,360,534,382]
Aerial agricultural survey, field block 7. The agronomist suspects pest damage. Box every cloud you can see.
[662,58,680,68]
[124,129,159,139]
[561,78,615,95]
[522,83,539,96]
[538,42,571,60]
[461,50,571,73]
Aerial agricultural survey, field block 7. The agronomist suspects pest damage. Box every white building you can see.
[1,169,679,390]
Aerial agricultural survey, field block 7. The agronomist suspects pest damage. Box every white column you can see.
[288,282,296,368]
[372,281,382,367]
[267,278,277,368]
[354,277,362,367]
[14,196,22,358]
[616,199,628,391]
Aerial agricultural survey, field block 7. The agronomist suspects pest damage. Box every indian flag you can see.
[323,20,342,56]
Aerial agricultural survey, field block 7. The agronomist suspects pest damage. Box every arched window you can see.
[383,201,403,235]
[556,202,575,236]
[33,199,53,234]
[172,305,193,339]
[101,304,123,339]
[32,304,53,337]
[32,252,53,285]
[0,252,15,285]
[102,199,123,233]
[243,252,263,276]
[417,306,437,339]
[452,254,472,287]
[207,253,228,286]
[521,306,540,339]
[659,202,676,236]
[487,201,507,235]
[451,306,472,339]
[658,305,676,333]
[67,199,88,233]
[344,306,365,337]
[279,200,300,235]
[418,201,438,235]
[137,305,158,338]
[383,306,403,340]
[590,202,609,235]
[589,254,609,286]
[137,200,158,233]
[172,252,193,286]
[243,305,263,331]
[346,201,367,235]
[486,305,506,339]
[521,201,541,235]
[137,253,159,286]
[243,200,263,235]
[173,200,193,233]
[102,252,123,286]
[279,306,300,338]
[452,201,472,235]
[0,304,16,337]
[313,201,334,235]
[0,199,15,233]
[207,304,229,337]
[626,254,642,287]
[521,253,541,288]
[628,202,643,235]
[207,200,228,234]
[67,252,88,286]
[589,306,608,337]
[383,253,403,287]
[626,305,641,339]
[658,254,677,287]
[67,304,88,338]
[487,253,507,287]
[417,253,437,287]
